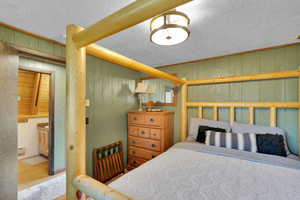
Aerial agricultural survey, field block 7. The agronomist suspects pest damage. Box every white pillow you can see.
[188,118,231,141]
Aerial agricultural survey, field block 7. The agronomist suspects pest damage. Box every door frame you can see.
[0,41,19,199]
[18,65,56,175]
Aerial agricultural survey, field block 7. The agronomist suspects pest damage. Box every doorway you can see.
[17,67,55,186]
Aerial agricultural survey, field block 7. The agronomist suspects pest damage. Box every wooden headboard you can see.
[187,102,299,126]
[180,70,300,156]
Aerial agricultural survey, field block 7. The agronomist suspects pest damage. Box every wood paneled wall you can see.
[18,70,36,114]
[37,73,50,113]
[18,69,50,118]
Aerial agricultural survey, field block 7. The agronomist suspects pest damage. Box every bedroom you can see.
[0,0,300,200]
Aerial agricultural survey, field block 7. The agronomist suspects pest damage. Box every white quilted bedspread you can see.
[109,142,300,200]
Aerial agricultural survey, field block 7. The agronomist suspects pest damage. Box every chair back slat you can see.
[93,141,125,183]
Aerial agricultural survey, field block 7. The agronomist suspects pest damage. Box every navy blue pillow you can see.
[196,126,226,143]
[256,134,287,157]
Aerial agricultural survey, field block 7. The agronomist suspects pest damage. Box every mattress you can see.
[109,141,300,200]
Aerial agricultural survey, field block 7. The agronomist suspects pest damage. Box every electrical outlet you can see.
[86,99,90,107]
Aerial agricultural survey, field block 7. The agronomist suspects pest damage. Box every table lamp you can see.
[135,81,153,111]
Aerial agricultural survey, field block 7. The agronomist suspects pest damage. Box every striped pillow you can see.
[205,131,257,152]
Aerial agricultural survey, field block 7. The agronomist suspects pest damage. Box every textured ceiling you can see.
[1,0,300,67]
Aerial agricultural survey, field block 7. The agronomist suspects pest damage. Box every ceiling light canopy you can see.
[150,10,190,46]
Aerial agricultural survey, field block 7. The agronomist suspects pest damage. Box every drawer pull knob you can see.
[151,144,156,147]
[133,117,138,120]
[133,161,137,165]
[152,155,156,158]
[150,118,155,122]
[141,131,145,134]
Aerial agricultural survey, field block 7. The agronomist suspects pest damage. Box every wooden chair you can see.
[93,141,125,183]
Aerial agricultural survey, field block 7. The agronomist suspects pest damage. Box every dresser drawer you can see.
[150,129,161,140]
[138,127,150,138]
[128,126,139,137]
[129,146,160,160]
[128,156,147,168]
[128,113,145,124]
[145,115,161,127]
[128,136,161,152]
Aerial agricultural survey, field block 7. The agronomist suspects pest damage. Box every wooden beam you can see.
[66,25,86,200]
[187,70,300,86]
[270,107,276,127]
[86,44,186,84]
[140,73,177,81]
[73,175,132,200]
[180,84,188,141]
[186,102,300,108]
[73,0,192,47]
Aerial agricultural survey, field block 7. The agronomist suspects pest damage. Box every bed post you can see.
[66,25,86,200]
[180,83,188,141]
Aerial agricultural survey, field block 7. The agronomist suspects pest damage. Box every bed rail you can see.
[74,175,132,200]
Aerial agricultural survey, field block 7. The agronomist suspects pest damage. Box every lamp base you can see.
[138,94,143,111]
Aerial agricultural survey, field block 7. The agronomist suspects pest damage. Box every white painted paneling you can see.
[18,118,48,160]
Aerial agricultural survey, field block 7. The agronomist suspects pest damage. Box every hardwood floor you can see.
[18,160,49,185]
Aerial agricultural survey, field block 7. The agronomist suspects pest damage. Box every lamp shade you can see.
[135,81,154,94]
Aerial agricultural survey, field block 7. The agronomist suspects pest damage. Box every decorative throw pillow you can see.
[205,131,257,153]
[188,118,231,141]
[231,122,291,155]
[196,126,226,143]
[256,134,287,157]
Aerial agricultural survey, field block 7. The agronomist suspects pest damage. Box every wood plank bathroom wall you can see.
[18,69,50,117]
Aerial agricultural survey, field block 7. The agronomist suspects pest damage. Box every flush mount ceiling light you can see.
[150,10,190,46]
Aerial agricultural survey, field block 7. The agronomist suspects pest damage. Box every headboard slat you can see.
[186,102,300,108]
[213,107,218,121]
[270,107,276,127]
[230,106,235,123]
[198,107,203,119]
[248,107,254,125]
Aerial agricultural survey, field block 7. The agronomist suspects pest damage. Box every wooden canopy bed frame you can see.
[65,0,300,199]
